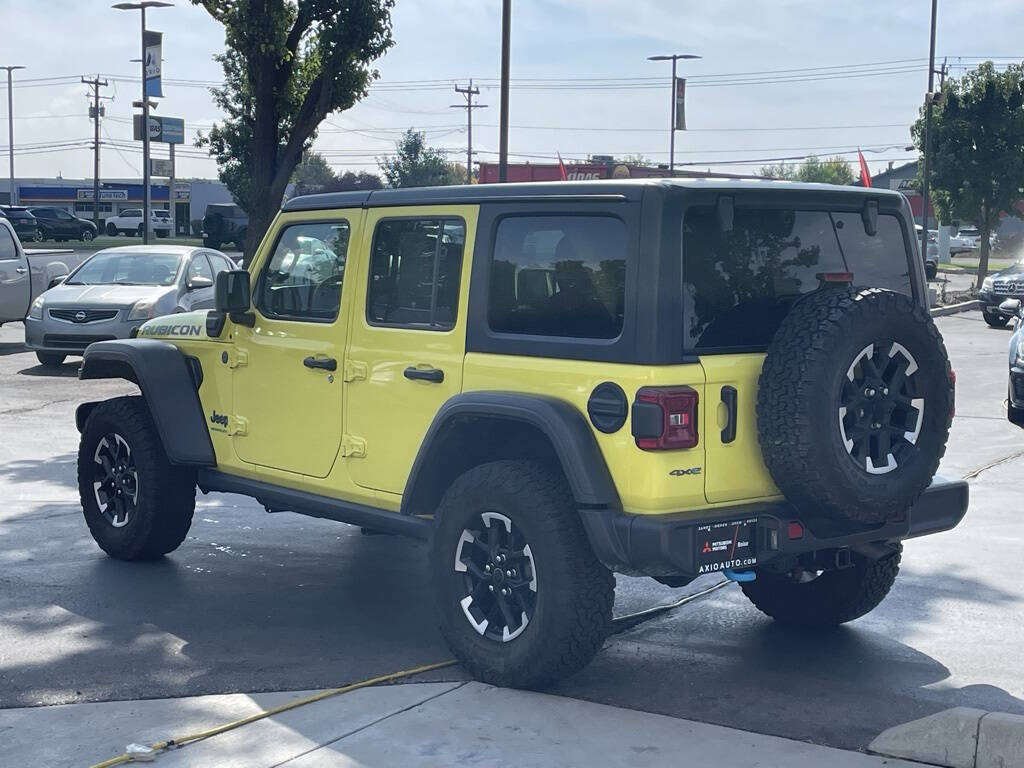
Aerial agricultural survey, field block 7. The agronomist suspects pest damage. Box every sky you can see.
[2,0,1023,184]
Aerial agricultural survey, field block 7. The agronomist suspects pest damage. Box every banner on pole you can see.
[144,30,163,97]
[674,77,686,131]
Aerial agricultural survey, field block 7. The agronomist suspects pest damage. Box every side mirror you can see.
[215,269,251,313]
[186,275,214,291]
[999,298,1022,318]
[48,275,66,289]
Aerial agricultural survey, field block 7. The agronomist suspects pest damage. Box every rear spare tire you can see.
[757,288,952,525]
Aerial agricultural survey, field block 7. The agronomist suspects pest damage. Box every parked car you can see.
[26,206,98,242]
[73,180,965,688]
[949,227,980,255]
[979,259,1024,327]
[0,217,71,327]
[0,206,41,242]
[202,203,248,249]
[915,225,938,279]
[24,245,234,366]
[1005,299,1024,425]
[104,209,172,238]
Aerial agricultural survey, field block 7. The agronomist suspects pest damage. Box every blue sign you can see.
[144,30,163,98]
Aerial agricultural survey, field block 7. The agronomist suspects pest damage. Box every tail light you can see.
[632,386,699,450]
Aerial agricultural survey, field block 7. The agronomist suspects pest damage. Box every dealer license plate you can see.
[696,517,759,575]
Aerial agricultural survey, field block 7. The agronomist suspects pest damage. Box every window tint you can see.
[0,226,17,260]
[368,218,465,329]
[186,254,214,283]
[488,215,626,339]
[255,221,349,321]
[832,213,912,296]
[683,206,913,351]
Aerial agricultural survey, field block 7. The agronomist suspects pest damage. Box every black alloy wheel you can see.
[454,511,538,642]
[91,432,140,528]
[839,341,924,475]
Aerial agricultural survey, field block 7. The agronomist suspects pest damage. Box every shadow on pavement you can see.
[0,342,29,357]
[0,450,79,491]
[18,362,81,378]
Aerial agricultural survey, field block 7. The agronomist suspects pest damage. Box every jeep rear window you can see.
[682,206,912,351]
[488,215,626,339]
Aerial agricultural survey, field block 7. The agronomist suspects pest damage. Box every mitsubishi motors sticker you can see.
[696,517,758,574]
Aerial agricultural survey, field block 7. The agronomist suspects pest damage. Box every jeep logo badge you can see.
[209,410,229,428]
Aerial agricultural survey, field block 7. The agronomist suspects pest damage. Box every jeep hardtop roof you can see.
[282,178,903,213]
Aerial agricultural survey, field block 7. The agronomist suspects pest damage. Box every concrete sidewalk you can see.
[2,681,928,768]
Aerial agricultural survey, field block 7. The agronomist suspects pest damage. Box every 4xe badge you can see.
[209,410,229,431]
[669,467,702,476]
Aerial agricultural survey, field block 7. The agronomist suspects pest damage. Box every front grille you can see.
[992,281,1024,296]
[49,308,119,323]
[42,334,117,351]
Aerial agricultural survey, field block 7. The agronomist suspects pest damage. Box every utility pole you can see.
[451,81,487,184]
[919,0,939,261]
[2,65,25,205]
[82,76,109,228]
[498,0,511,182]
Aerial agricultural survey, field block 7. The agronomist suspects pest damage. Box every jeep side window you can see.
[255,221,350,322]
[832,213,912,296]
[488,215,626,339]
[367,218,465,330]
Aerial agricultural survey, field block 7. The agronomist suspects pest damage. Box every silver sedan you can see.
[25,245,235,367]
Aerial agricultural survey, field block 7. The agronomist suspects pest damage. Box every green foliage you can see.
[292,150,337,194]
[192,0,395,260]
[760,155,854,185]
[378,129,459,187]
[912,61,1024,285]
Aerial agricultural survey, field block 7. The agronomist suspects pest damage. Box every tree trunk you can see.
[976,201,991,291]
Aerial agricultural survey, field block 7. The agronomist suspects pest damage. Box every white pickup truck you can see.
[0,217,72,326]
[104,208,171,238]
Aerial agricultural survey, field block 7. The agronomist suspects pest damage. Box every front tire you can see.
[741,546,901,627]
[78,396,196,561]
[984,309,1010,328]
[106,222,118,236]
[81,228,95,241]
[35,351,66,367]
[431,460,614,688]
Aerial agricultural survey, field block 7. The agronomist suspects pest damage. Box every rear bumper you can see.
[580,476,969,587]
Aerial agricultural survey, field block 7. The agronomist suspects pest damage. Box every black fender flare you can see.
[77,339,215,466]
[400,392,620,517]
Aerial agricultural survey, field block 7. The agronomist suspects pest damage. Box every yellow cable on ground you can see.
[89,659,457,768]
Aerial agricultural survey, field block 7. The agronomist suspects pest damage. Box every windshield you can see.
[66,252,183,286]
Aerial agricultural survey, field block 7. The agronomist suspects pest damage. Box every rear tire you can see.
[35,351,66,367]
[740,546,901,627]
[984,309,1010,328]
[431,460,614,688]
[77,396,196,561]
[106,223,118,236]
[81,228,95,242]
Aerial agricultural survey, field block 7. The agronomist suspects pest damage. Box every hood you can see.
[994,264,1024,281]
[44,283,173,309]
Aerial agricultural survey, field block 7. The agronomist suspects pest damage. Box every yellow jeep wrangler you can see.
[74,180,967,687]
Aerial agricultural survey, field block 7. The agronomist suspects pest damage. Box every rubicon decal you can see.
[138,323,203,338]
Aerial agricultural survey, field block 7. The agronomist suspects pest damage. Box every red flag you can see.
[557,152,568,181]
[858,150,872,188]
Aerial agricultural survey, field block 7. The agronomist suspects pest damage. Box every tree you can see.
[912,61,1024,287]
[292,150,338,196]
[378,129,458,187]
[760,155,854,185]
[192,0,395,262]
[331,170,384,191]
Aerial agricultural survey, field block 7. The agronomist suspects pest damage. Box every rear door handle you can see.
[404,366,444,383]
[303,356,337,371]
[15,267,27,274]
[721,386,738,444]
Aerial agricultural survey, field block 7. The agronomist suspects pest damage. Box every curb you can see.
[931,300,981,317]
[868,708,1024,768]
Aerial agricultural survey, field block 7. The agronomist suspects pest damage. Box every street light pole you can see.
[113,1,171,244]
[647,53,700,174]
[919,0,939,263]
[2,65,25,205]
[498,0,511,182]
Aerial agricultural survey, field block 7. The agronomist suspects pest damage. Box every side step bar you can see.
[196,469,432,540]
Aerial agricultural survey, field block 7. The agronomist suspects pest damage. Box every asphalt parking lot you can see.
[1,311,1022,752]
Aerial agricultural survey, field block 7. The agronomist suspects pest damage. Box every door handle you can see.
[721,386,738,444]
[15,267,27,274]
[303,356,337,371]
[404,366,444,383]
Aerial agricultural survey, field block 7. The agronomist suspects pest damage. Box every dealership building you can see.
[1,178,235,235]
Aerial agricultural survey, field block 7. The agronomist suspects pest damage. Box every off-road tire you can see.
[758,288,953,526]
[740,546,901,626]
[78,396,196,560]
[431,460,614,688]
[35,351,66,367]
[983,309,1010,328]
